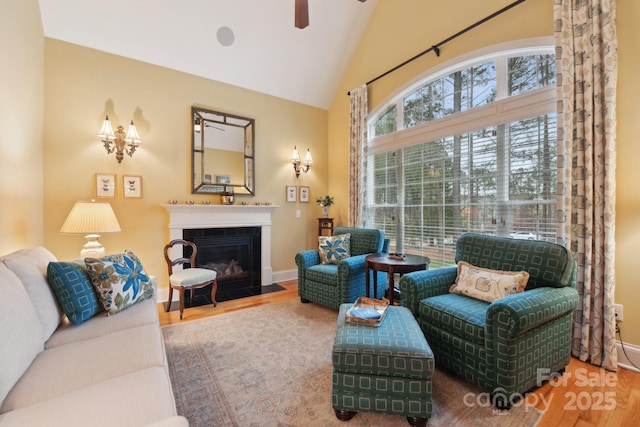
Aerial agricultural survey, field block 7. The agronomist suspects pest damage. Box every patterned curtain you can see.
[348,84,368,227]
[554,0,618,370]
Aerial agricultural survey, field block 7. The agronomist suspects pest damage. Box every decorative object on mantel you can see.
[220,186,235,205]
[60,200,121,258]
[316,195,334,218]
[98,115,141,163]
[291,146,312,178]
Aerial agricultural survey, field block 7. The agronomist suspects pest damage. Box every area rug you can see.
[162,299,542,427]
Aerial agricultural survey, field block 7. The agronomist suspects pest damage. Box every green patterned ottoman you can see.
[332,304,434,427]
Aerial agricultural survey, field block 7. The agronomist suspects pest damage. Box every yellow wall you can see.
[43,40,328,288]
[614,0,640,346]
[0,0,44,254]
[329,0,640,347]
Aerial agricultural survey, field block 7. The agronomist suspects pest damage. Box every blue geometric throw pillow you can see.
[47,261,103,325]
[85,251,154,315]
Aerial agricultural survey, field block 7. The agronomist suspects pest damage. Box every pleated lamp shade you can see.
[60,201,121,258]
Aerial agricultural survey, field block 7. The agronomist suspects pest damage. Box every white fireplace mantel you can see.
[162,204,279,285]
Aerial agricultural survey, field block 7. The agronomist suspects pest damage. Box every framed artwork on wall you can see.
[95,173,115,198]
[215,175,230,185]
[123,175,142,198]
[286,185,297,202]
[299,186,309,203]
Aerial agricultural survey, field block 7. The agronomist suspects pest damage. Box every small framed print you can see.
[286,185,297,203]
[95,173,115,198]
[299,186,310,203]
[215,175,230,185]
[123,175,142,198]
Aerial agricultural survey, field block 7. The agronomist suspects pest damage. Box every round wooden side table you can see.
[365,253,430,305]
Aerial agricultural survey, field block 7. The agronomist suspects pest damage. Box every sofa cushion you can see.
[0,264,45,406]
[318,233,351,264]
[47,261,103,325]
[0,367,178,427]
[45,296,158,349]
[419,293,488,345]
[0,247,63,340]
[85,251,154,315]
[449,261,529,303]
[1,323,166,412]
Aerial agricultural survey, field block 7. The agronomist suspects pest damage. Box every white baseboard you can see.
[157,287,170,303]
[616,340,640,373]
[272,268,297,283]
[156,268,298,303]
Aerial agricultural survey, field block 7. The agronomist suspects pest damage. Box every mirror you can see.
[191,106,255,195]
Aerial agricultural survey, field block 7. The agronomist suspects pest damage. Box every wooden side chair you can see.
[163,239,218,320]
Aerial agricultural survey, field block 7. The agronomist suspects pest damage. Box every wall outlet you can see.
[614,303,623,322]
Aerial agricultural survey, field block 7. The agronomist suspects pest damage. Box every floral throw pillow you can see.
[449,261,529,303]
[85,252,154,315]
[318,233,351,264]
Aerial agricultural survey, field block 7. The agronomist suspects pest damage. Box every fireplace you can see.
[183,227,261,301]
[162,204,277,302]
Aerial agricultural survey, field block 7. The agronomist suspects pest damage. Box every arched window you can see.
[365,38,556,266]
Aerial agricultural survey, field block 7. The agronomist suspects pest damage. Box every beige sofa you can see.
[0,247,188,427]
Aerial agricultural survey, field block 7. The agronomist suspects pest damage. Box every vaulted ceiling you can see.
[38,0,378,109]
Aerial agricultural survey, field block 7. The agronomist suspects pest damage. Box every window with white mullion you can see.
[366,42,557,264]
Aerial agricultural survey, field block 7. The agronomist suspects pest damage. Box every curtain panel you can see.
[348,84,368,227]
[554,0,618,370]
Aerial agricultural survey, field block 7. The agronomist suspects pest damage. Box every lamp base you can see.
[81,234,106,259]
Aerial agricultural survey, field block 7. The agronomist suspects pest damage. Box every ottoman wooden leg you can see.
[406,416,428,427]
[334,409,357,421]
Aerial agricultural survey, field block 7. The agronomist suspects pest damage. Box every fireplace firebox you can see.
[183,227,261,302]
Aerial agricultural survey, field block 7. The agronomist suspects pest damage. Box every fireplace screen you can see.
[183,227,261,302]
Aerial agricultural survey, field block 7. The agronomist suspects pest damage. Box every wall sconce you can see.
[292,146,313,178]
[98,115,141,163]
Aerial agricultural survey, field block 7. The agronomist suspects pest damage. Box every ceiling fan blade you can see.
[295,0,309,29]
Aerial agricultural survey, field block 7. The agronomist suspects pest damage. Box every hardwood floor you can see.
[157,280,640,426]
[157,280,300,327]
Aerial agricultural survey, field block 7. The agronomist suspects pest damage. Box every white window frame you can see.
[365,37,557,258]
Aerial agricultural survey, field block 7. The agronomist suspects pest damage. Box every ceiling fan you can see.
[295,0,368,29]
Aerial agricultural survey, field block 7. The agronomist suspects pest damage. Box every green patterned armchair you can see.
[399,233,578,408]
[295,226,387,310]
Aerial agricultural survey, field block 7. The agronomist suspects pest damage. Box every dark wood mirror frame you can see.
[191,106,255,195]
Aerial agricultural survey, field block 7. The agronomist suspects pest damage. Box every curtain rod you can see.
[348,0,528,95]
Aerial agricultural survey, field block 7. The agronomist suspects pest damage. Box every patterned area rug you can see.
[162,299,542,427]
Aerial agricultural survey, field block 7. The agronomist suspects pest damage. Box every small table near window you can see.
[365,253,430,305]
[318,218,334,236]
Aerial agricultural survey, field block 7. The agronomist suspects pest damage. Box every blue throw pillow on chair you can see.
[47,261,103,325]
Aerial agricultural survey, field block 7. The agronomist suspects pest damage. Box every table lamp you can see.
[60,200,121,258]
